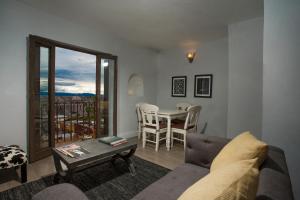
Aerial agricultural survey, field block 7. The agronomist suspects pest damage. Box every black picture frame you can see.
[171,76,187,97]
[194,74,213,98]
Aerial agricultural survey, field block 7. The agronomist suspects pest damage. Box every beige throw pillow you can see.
[211,131,268,171]
[178,159,259,200]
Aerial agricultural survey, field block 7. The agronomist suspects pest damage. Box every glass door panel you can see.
[99,58,115,137]
[39,47,50,148]
[55,47,96,144]
[29,41,55,162]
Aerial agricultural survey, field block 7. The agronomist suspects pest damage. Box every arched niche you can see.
[128,74,144,97]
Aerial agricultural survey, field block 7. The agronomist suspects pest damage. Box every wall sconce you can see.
[186,52,196,63]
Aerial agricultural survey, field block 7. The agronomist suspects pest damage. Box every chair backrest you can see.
[140,104,160,130]
[136,103,147,122]
[176,102,191,111]
[184,105,201,130]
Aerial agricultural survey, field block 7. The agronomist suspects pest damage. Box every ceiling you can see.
[18,0,263,51]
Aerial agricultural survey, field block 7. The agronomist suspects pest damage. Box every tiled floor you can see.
[0,140,184,192]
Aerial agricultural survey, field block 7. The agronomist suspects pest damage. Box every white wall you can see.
[156,38,228,137]
[263,0,300,198]
[227,18,263,139]
[0,0,158,149]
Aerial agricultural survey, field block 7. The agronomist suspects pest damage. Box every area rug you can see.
[0,156,170,200]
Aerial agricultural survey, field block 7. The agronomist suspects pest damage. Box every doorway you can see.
[28,35,117,162]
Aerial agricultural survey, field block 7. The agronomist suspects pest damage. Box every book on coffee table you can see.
[56,144,89,158]
[99,136,128,146]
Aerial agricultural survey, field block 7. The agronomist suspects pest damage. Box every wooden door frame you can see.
[28,35,118,162]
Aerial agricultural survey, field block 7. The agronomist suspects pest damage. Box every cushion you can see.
[0,145,27,169]
[145,123,167,129]
[132,163,209,200]
[171,122,195,130]
[178,159,259,200]
[211,131,268,171]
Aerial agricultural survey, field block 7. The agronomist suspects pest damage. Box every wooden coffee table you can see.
[52,137,138,183]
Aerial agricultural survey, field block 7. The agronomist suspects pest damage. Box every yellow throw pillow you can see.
[211,131,268,171]
[178,159,259,200]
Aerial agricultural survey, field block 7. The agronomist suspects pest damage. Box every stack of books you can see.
[56,144,89,158]
[99,136,128,147]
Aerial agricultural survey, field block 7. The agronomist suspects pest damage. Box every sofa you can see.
[33,134,294,200]
[132,134,294,200]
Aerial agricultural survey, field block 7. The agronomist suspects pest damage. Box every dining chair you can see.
[173,102,192,124]
[136,102,147,140]
[140,104,167,152]
[176,102,191,111]
[171,105,201,150]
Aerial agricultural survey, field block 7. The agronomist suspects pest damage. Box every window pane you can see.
[99,58,115,136]
[55,47,96,143]
[39,47,50,148]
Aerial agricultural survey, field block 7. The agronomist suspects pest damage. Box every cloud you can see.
[39,47,97,94]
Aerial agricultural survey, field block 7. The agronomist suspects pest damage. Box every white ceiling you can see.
[18,0,263,51]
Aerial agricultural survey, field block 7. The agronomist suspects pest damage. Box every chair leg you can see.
[142,130,146,148]
[155,133,159,152]
[20,163,27,183]
[171,131,174,147]
[184,133,186,151]
[138,123,141,140]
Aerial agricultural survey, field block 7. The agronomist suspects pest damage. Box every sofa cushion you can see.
[132,163,209,200]
[178,159,259,200]
[211,131,268,171]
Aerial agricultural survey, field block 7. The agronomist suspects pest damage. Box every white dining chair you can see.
[136,102,147,140]
[176,102,191,111]
[171,105,201,150]
[140,104,167,152]
[174,102,192,124]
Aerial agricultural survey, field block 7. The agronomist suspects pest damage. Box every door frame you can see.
[28,35,118,162]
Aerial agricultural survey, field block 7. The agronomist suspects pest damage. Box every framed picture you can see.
[194,74,213,98]
[171,76,187,97]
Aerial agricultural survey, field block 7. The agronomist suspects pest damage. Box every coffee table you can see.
[52,137,138,183]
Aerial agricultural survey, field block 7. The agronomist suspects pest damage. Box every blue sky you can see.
[40,47,96,95]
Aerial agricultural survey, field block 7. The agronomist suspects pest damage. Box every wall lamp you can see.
[186,52,196,63]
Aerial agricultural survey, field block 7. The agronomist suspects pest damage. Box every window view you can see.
[53,47,96,145]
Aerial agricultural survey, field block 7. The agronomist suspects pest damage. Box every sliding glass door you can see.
[98,58,116,137]
[28,35,117,162]
[29,40,55,162]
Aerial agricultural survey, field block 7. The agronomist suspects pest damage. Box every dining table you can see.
[158,109,188,151]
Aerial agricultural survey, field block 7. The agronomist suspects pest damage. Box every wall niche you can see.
[128,74,144,97]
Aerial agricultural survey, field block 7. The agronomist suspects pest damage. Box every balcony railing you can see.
[38,98,108,144]
[55,100,97,142]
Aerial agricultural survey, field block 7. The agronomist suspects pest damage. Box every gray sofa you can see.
[132,134,294,200]
[33,134,294,200]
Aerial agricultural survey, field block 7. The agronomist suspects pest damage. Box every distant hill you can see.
[40,92,96,96]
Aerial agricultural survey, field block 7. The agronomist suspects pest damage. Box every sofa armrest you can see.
[185,134,230,169]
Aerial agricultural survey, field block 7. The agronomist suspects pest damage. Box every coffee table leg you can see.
[119,148,137,176]
[53,153,73,183]
[125,157,136,176]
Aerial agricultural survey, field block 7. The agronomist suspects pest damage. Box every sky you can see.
[40,47,97,95]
